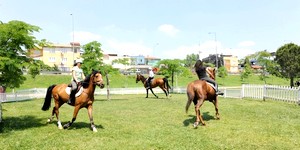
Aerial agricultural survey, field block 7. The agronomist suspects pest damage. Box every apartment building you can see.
[222,55,239,73]
[28,42,81,72]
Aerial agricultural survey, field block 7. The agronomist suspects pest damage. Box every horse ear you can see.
[92,69,95,71]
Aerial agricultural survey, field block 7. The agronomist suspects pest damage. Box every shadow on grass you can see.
[0,115,46,133]
[96,98,129,101]
[65,122,105,130]
[183,112,215,127]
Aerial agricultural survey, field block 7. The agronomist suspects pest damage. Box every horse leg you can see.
[53,105,63,129]
[212,97,220,120]
[194,99,205,128]
[47,107,55,123]
[87,105,97,132]
[146,89,149,98]
[63,105,80,129]
[162,88,169,98]
[150,88,158,98]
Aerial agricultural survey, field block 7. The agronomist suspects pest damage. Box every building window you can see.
[62,58,67,62]
[49,57,56,62]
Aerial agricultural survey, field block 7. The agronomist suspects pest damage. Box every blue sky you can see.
[1,0,300,59]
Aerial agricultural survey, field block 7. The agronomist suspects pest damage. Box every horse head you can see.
[136,73,141,83]
[206,67,216,80]
[91,69,105,89]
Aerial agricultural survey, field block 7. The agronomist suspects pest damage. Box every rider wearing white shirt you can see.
[146,67,154,89]
[68,59,85,104]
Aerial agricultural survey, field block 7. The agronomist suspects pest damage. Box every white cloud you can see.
[238,41,256,47]
[70,31,101,44]
[158,24,179,37]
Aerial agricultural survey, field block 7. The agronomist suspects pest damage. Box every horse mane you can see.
[81,70,102,88]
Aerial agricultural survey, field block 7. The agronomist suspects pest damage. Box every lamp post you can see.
[70,13,75,64]
[209,32,218,68]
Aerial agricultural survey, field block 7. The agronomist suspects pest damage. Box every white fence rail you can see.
[0,85,299,104]
[242,84,300,104]
[1,85,299,123]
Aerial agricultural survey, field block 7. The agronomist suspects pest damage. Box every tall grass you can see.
[1,94,299,149]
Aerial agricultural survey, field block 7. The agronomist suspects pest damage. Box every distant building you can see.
[222,55,239,73]
[28,42,81,72]
[145,56,161,66]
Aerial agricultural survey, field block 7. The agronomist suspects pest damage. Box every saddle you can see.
[66,82,84,97]
[201,80,217,91]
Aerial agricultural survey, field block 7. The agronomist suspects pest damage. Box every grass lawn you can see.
[1,94,299,149]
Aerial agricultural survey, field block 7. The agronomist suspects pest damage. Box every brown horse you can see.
[42,70,104,132]
[185,67,220,128]
[136,73,171,98]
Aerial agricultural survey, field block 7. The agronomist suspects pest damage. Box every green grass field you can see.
[1,94,299,149]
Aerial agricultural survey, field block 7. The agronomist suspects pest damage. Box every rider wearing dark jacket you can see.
[194,59,223,95]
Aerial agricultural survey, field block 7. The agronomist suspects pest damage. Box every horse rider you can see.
[194,59,223,95]
[146,67,154,89]
[68,58,85,104]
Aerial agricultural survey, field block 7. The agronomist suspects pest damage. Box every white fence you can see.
[1,85,300,103]
[1,85,299,123]
[242,84,300,104]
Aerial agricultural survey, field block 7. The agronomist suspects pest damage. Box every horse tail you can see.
[163,77,171,93]
[42,84,56,111]
[185,83,194,114]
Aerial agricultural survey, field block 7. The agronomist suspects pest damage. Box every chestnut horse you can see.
[42,70,104,132]
[185,67,220,128]
[136,73,171,98]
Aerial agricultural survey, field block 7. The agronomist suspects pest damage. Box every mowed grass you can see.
[1,94,300,149]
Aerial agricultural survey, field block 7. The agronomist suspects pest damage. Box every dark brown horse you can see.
[136,73,171,98]
[185,67,220,128]
[42,70,104,132]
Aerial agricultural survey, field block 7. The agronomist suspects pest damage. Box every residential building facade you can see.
[29,42,81,72]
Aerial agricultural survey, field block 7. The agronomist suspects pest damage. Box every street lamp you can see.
[208,32,218,68]
[70,13,75,64]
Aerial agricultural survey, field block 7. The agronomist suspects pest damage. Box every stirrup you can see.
[216,91,224,95]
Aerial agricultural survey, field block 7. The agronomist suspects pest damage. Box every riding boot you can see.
[215,84,224,95]
[146,82,150,89]
[68,89,76,104]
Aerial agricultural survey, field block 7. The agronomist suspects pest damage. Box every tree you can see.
[240,57,252,82]
[81,41,104,75]
[246,50,275,84]
[183,53,198,68]
[0,20,41,89]
[157,59,190,90]
[275,43,300,87]
[217,66,228,79]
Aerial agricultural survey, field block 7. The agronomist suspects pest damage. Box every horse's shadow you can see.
[62,122,104,130]
[0,115,46,133]
[183,112,215,127]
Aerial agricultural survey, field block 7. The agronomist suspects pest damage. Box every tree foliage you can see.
[0,20,42,88]
[240,57,252,82]
[275,43,300,87]
[217,66,228,79]
[157,59,190,89]
[112,58,130,66]
[247,50,276,84]
[183,53,198,68]
[81,41,104,75]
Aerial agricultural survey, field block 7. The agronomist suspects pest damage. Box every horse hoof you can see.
[58,125,63,130]
[193,122,199,128]
[63,123,70,129]
[47,119,51,123]
[92,127,98,132]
